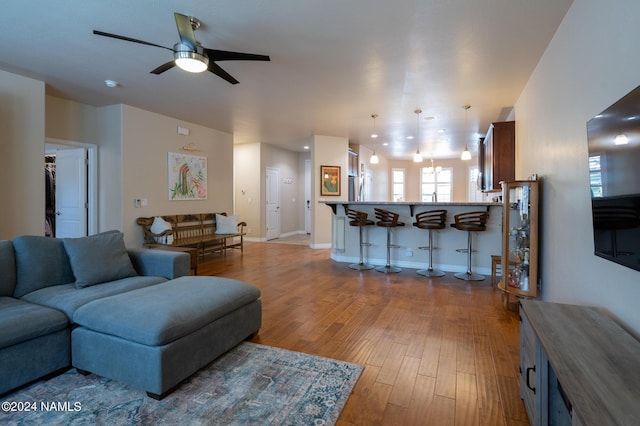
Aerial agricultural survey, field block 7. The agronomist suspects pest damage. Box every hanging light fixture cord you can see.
[414,108,423,162]
[370,114,379,164]
[461,105,472,160]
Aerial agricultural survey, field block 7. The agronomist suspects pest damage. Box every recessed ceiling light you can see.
[406,135,414,140]
[104,80,119,88]
[303,145,309,150]
[383,142,389,146]
[437,128,446,133]
[424,116,435,121]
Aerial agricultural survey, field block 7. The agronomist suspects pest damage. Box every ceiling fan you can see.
[93,12,270,84]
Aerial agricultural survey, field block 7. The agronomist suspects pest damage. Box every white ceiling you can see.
[0,0,573,160]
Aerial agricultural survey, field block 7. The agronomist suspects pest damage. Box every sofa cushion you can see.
[63,231,137,288]
[73,276,261,346]
[0,297,69,349]
[13,235,75,298]
[20,275,167,321]
[0,240,16,297]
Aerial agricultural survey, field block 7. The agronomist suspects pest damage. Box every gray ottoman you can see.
[71,276,261,399]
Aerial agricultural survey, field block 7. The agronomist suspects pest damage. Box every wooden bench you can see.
[137,213,246,259]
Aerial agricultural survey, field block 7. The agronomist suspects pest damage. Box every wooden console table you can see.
[519,300,640,425]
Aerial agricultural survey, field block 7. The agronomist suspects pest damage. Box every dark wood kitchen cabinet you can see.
[480,121,515,192]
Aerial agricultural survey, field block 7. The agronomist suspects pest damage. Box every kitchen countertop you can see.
[322,200,502,215]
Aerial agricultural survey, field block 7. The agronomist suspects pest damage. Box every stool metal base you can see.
[417,268,445,278]
[454,271,485,281]
[349,262,375,271]
[375,265,402,274]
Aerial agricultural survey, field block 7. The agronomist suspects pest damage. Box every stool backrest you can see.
[345,207,370,226]
[453,211,489,231]
[374,208,399,226]
[416,210,447,227]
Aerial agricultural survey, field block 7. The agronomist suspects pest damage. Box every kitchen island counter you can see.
[323,201,503,276]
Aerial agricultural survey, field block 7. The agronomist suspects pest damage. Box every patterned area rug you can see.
[2,342,363,425]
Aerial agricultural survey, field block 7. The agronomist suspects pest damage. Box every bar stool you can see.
[451,211,489,281]
[413,209,447,277]
[345,207,375,270]
[374,208,405,273]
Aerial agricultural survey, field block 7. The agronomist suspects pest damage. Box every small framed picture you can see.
[320,165,341,196]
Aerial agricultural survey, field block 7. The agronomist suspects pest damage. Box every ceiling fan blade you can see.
[150,61,176,75]
[174,13,197,50]
[208,62,239,85]
[205,48,270,62]
[93,30,172,51]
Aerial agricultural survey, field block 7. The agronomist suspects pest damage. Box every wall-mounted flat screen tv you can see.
[586,84,640,272]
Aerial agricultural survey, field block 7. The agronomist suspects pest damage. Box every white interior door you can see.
[305,159,311,234]
[55,148,88,237]
[266,167,280,240]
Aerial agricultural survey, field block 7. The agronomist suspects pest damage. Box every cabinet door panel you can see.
[520,312,537,424]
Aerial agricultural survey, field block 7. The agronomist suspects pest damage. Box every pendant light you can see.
[413,109,423,163]
[461,104,472,160]
[370,114,380,164]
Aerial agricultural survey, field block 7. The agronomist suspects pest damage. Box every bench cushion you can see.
[73,276,261,346]
[0,297,68,349]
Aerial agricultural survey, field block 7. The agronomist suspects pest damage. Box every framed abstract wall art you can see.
[320,165,341,196]
[168,152,207,200]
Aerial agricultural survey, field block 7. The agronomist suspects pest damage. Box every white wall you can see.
[95,104,123,233]
[359,143,390,202]
[234,143,262,238]
[0,71,45,239]
[312,135,349,247]
[515,0,640,335]
[121,105,234,247]
[46,95,98,142]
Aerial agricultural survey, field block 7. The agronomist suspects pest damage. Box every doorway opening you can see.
[45,139,98,237]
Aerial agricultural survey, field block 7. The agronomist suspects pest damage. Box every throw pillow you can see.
[150,216,174,244]
[12,235,75,298]
[215,214,239,234]
[63,230,137,288]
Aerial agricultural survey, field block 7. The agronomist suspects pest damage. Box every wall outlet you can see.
[406,248,413,257]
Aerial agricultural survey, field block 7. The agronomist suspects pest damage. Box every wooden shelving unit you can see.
[497,179,540,308]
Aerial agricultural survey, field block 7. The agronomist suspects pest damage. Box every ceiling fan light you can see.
[615,133,629,145]
[174,44,209,73]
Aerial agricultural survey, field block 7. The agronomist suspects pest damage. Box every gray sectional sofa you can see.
[0,230,261,398]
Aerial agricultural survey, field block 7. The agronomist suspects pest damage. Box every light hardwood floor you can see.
[198,242,529,426]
